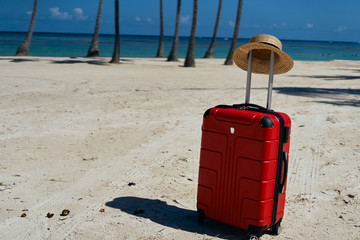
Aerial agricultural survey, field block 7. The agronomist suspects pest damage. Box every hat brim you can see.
[233,43,294,74]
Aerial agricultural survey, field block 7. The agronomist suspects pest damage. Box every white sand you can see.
[0,57,359,239]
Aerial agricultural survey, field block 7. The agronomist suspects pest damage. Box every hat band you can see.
[259,42,280,50]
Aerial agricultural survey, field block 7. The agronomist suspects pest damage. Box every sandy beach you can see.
[0,56,359,239]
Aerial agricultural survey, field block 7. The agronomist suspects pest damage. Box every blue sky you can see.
[0,0,359,42]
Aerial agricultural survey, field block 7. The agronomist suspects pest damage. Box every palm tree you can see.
[16,0,38,56]
[87,0,104,57]
[224,0,243,65]
[155,0,165,58]
[184,0,198,67]
[203,0,222,58]
[110,0,120,63]
[167,0,181,61]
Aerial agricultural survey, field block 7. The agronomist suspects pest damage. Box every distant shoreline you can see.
[1,56,359,64]
[1,31,360,44]
[0,31,360,43]
[1,32,360,61]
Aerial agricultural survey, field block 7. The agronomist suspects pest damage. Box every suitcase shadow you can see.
[106,196,249,239]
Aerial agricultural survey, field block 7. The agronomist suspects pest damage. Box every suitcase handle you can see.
[245,50,275,110]
[280,152,288,193]
[232,103,270,112]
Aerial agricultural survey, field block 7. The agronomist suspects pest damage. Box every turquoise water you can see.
[1,31,360,61]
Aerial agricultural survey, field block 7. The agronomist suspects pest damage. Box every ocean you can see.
[1,31,360,61]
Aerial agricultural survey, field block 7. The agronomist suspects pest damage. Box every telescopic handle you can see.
[245,50,253,104]
[266,51,275,109]
[244,50,275,110]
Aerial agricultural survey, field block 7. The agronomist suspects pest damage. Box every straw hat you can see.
[233,34,293,74]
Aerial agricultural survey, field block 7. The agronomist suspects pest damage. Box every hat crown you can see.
[249,34,282,51]
[233,34,293,75]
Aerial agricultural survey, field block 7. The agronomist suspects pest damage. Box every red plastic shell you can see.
[197,107,291,230]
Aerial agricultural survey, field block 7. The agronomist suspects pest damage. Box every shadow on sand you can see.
[0,57,112,65]
[106,196,252,239]
[274,87,360,107]
[288,75,360,81]
[10,58,40,63]
[0,58,40,63]
[51,58,110,66]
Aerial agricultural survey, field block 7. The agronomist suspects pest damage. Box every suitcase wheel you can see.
[197,209,209,224]
[247,233,261,240]
[269,222,281,235]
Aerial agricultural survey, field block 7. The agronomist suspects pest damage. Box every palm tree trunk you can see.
[167,0,181,61]
[110,0,120,63]
[224,0,243,65]
[204,0,222,58]
[16,0,38,56]
[155,0,165,58]
[87,0,104,57]
[184,0,198,67]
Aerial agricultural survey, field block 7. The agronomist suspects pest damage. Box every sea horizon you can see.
[3,30,360,43]
[1,31,360,61]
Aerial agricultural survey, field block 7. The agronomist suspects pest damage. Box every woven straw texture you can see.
[233,34,293,75]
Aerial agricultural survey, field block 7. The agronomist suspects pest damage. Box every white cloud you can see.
[73,8,83,15]
[336,26,348,32]
[306,23,314,29]
[49,7,87,21]
[229,20,235,27]
[73,8,88,20]
[272,22,286,29]
[26,11,32,15]
[180,15,190,24]
[49,7,72,20]
[133,17,153,24]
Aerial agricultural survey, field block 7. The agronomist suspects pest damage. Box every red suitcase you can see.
[197,51,291,239]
